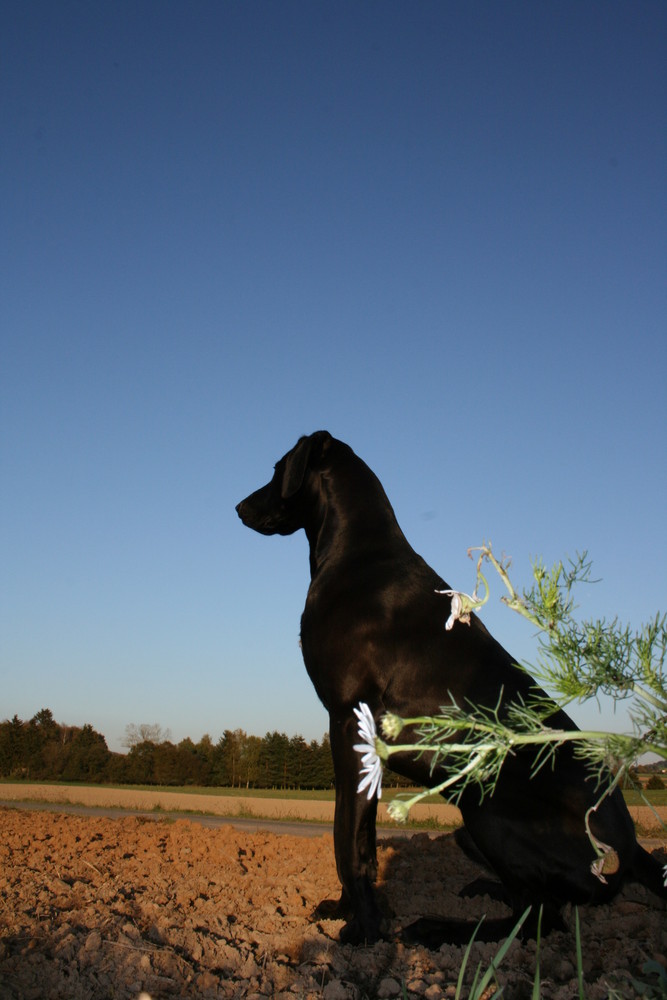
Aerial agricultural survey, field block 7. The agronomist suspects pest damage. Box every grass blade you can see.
[575,907,585,1000]
[531,906,543,1000]
[471,907,532,1000]
[455,916,484,999]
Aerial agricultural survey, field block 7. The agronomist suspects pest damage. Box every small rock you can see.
[378,977,402,997]
[147,923,165,945]
[323,979,352,999]
[84,930,102,953]
[555,959,575,981]
[196,971,219,991]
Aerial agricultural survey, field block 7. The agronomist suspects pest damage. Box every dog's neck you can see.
[304,454,410,579]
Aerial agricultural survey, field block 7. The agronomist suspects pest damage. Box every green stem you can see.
[390,751,491,812]
[585,766,623,854]
[631,681,667,713]
[388,721,617,754]
[380,739,498,759]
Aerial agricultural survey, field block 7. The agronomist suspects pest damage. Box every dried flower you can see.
[588,836,620,884]
[436,589,477,630]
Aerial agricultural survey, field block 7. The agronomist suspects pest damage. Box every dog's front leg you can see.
[324,711,384,944]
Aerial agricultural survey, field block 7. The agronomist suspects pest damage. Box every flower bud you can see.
[387,799,411,823]
[381,713,404,739]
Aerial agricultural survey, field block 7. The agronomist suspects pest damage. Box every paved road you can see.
[0,798,422,839]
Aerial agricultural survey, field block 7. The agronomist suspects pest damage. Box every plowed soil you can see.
[1,807,665,999]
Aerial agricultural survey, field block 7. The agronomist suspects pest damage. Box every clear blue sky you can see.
[2,2,665,754]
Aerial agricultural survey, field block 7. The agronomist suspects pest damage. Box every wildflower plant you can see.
[354,543,667,876]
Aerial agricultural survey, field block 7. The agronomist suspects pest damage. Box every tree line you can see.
[0,708,339,789]
[1,709,661,793]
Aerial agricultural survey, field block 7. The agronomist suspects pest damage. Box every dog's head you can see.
[236,430,333,536]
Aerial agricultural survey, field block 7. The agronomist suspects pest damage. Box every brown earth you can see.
[0,805,665,1000]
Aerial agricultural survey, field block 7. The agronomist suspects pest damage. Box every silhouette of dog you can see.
[237,431,666,944]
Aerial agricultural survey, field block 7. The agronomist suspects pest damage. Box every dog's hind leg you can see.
[454,827,508,902]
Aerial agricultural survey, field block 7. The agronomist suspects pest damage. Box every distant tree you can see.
[61,724,110,782]
[288,735,310,788]
[0,716,25,777]
[163,737,213,786]
[259,731,291,788]
[312,733,335,789]
[123,723,171,748]
[213,728,249,787]
[32,708,58,733]
[646,773,665,790]
[197,734,215,762]
[191,735,215,785]
[150,742,182,785]
[23,709,61,778]
[122,740,157,783]
[236,734,260,788]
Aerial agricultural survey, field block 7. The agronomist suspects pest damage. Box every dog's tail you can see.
[631,843,667,898]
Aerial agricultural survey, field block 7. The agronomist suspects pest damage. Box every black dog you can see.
[236,431,665,945]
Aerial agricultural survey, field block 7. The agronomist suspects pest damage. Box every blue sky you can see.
[2,2,665,754]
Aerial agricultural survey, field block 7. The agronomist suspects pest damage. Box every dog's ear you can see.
[281,431,332,499]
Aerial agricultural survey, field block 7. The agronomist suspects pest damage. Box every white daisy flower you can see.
[353,702,383,801]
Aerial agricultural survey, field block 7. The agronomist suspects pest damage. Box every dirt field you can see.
[0,801,665,1000]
